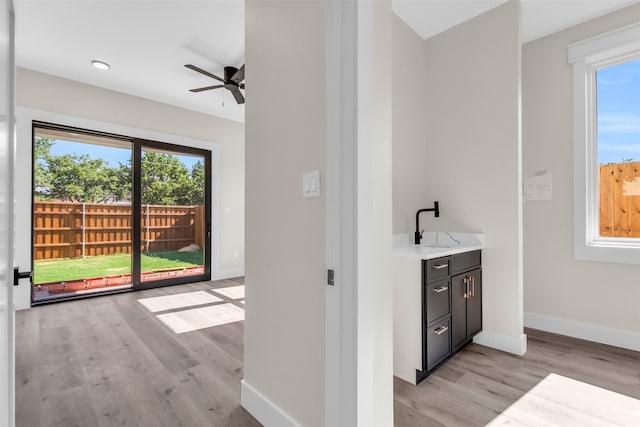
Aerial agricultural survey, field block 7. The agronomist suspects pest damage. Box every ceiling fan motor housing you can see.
[224,66,239,90]
[224,66,238,82]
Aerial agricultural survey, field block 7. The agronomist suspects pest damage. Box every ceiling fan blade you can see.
[229,86,245,104]
[184,64,225,83]
[231,64,245,84]
[189,84,224,93]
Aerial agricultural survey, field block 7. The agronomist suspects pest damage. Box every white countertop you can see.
[392,232,484,260]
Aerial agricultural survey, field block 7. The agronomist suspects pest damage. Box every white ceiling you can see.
[14,1,640,125]
[15,0,245,122]
[393,0,640,43]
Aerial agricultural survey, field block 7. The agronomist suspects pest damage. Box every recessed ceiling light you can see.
[91,60,110,71]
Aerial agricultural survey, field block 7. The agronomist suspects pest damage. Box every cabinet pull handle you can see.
[433,286,449,293]
[471,276,475,297]
[463,276,468,299]
[434,325,449,336]
[432,264,448,270]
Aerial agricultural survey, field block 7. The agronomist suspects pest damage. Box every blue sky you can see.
[597,58,640,164]
[48,139,202,169]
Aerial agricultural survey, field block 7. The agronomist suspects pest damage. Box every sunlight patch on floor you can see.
[211,285,245,300]
[487,373,640,426]
[137,290,221,313]
[156,303,245,334]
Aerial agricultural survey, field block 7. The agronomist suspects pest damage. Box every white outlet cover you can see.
[303,171,320,198]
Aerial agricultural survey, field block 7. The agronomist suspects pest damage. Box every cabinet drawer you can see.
[450,250,481,275]
[426,318,451,371]
[425,279,450,324]
[425,257,449,282]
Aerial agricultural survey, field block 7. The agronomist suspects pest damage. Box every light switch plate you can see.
[303,171,320,198]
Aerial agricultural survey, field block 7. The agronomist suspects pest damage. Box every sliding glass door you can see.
[137,143,209,286]
[32,126,134,301]
[32,123,211,303]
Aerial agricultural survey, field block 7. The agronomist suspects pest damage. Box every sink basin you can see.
[420,232,463,248]
[421,242,460,248]
[393,232,485,259]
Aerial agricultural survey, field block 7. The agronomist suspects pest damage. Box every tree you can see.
[34,140,205,205]
[187,160,205,205]
[45,154,121,203]
[34,137,54,199]
[141,152,202,205]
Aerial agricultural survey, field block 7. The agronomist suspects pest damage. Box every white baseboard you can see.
[212,269,244,281]
[525,312,640,352]
[241,380,300,427]
[473,330,528,356]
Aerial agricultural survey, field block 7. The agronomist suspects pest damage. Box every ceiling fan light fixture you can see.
[91,60,110,71]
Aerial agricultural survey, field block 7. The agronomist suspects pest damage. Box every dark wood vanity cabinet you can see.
[451,268,482,351]
[419,250,482,381]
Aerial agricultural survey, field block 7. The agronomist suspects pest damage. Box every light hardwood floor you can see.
[395,328,640,426]
[15,278,259,427]
[16,279,640,426]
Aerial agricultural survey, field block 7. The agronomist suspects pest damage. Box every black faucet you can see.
[415,202,440,244]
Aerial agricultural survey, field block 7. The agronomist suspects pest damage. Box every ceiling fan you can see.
[184,63,245,104]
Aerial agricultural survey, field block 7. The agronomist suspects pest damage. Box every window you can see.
[569,23,640,264]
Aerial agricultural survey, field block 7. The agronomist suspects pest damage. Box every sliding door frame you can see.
[133,137,212,291]
[30,121,212,303]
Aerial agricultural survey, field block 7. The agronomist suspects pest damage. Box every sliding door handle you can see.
[13,267,32,286]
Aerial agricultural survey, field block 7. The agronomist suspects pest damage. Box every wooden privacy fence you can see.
[600,161,640,238]
[34,201,205,260]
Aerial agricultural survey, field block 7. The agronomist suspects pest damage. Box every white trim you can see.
[6,3,16,426]
[240,380,300,427]
[211,268,244,281]
[568,22,640,64]
[570,25,640,265]
[356,0,376,424]
[473,330,528,356]
[525,312,640,352]
[325,0,358,426]
[14,107,223,309]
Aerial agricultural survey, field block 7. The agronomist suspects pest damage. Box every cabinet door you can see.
[467,269,482,338]
[451,273,468,350]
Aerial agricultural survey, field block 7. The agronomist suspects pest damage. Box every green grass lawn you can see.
[34,251,204,284]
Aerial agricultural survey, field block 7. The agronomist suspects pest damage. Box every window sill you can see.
[575,240,640,265]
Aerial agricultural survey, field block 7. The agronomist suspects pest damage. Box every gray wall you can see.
[393,1,524,346]
[15,67,245,280]
[243,1,326,425]
[392,15,429,234]
[523,3,640,338]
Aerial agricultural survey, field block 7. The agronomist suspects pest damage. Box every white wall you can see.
[14,68,244,307]
[242,1,326,426]
[394,0,525,353]
[523,3,640,350]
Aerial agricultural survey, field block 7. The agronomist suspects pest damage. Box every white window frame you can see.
[569,23,640,264]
